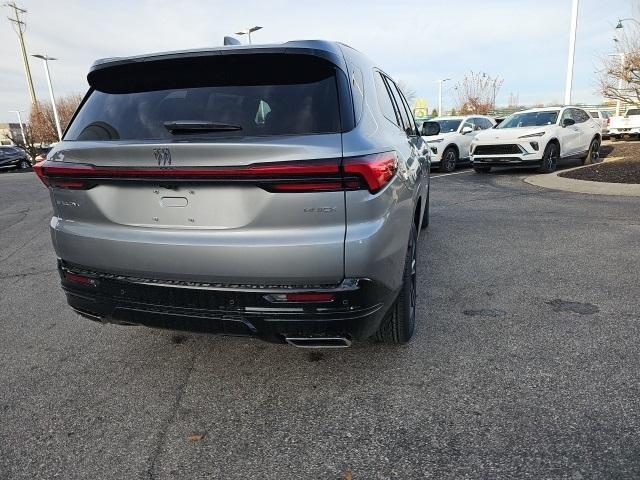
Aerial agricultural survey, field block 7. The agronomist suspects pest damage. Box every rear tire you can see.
[440,148,457,173]
[473,166,491,173]
[373,223,417,344]
[421,190,429,230]
[17,159,30,170]
[537,142,559,173]
[582,137,601,165]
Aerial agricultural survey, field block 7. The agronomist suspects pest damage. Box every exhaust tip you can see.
[285,336,352,348]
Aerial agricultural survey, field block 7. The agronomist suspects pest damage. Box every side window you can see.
[573,109,588,123]
[560,109,575,124]
[589,111,599,119]
[482,118,494,129]
[348,63,364,124]
[471,118,484,130]
[580,109,591,123]
[387,78,417,136]
[374,72,401,128]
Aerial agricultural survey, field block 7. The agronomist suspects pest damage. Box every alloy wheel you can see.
[590,140,600,163]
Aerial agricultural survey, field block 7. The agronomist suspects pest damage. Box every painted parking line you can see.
[431,170,475,179]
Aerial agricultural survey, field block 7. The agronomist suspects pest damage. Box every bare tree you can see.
[30,93,83,144]
[454,71,503,115]
[396,80,417,105]
[599,23,640,105]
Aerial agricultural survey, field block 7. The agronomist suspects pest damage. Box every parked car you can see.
[421,115,495,172]
[589,109,610,138]
[470,106,602,173]
[34,41,431,347]
[0,145,30,171]
[609,108,640,140]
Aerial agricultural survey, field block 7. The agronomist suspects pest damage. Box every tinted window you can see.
[626,108,640,116]
[386,79,415,135]
[66,55,341,141]
[395,85,418,136]
[499,111,559,128]
[435,119,462,133]
[375,73,400,128]
[590,111,599,118]
[572,109,589,123]
[348,62,364,124]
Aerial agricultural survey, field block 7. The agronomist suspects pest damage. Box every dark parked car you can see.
[0,146,30,171]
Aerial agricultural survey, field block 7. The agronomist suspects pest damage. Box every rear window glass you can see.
[66,54,341,141]
[626,108,640,116]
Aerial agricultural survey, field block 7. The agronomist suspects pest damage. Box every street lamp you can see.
[616,18,640,29]
[235,26,262,44]
[31,53,62,141]
[8,109,26,145]
[564,0,579,105]
[437,78,450,116]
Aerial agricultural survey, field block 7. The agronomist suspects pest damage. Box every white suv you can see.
[470,107,602,174]
[421,115,495,172]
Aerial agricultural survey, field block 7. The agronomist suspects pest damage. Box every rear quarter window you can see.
[65,54,342,141]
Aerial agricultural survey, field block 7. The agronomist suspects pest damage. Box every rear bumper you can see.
[610,128,640,136]
[58,261,394,343]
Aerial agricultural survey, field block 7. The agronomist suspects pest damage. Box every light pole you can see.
[608,53,626,116]
[564,0,579,105]
[32,54,62,141]
[8,110,26,145]
[437,78,450,116]
[235,26,262,44]
[616,18,640,29]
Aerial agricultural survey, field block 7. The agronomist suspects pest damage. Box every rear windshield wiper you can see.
[163,121,242,134]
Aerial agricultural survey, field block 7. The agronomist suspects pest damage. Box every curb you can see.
[523,158,640,197]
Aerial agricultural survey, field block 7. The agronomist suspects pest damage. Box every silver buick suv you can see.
[35,40,431,347]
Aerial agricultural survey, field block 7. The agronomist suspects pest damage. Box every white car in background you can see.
[589,109,610,138]
[421,115,496,172]
[470,106,602,173]
[609,108,640,140]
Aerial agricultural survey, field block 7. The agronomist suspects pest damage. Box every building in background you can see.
[0,123,23,145]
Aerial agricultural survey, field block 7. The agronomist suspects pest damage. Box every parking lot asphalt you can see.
[1,165,639,479]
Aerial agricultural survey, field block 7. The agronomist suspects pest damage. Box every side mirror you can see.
[562,118,576,127]
[421,121,441,136]
[461,126,473,134]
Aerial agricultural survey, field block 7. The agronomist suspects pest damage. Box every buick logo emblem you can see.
[153,148,172,166]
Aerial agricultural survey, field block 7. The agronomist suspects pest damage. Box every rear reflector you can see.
[266,292,335,303]
[64,271,95,286]
[34,152,397,194]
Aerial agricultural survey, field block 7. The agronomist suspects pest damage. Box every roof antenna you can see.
[224,36,241,46]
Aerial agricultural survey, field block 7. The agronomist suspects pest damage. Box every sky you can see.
[0,0,636,123]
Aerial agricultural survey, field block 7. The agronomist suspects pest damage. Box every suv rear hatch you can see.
[40,50,352,285]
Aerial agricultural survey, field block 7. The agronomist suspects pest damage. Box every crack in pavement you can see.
[145,350,198,480]
[0,269,57,281]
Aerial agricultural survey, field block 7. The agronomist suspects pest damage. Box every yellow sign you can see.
[413,98,428,119]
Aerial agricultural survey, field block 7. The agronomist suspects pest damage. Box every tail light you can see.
[343,152,398,193]
[34,152,398,194]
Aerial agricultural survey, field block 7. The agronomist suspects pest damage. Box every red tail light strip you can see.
[34,152,398,194]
